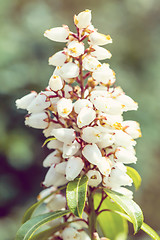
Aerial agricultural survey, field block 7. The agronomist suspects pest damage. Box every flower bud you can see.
[97,133,115,148]
[74,10,92,29]
[92,63,115,85]
[59,62,79,79]
[77,107,96,128]
[115,147,137,164]
[47,139,63,150]
[82,144,102,165]
[62,227,81,240]
[114,130,136,148]
[97,157,111,176]
[16,91,37,110]
[49,51,67,66]
[86,170,102,187]
[82,127,100,143]
[122,120,141,139]
[83,55,101,72]
[49,75,63,92]
[25,112,48,129]
[89,31,112,46]
[91,45,112,60]
[43,150,61,167]
[74,99,93,114]
[62,140,81,158]
[66,156,84,181]
[57,98,73,117]
[55,162,67,174]
[47,194,66,211]
[44,27,69,42]
[68,40,85,57]
[116,94,138,111]
[27,93,50,113]
[51,128,75,144]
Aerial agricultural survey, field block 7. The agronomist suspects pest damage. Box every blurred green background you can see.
[0,0,160,239]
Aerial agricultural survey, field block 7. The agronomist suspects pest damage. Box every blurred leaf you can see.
[94,193,128,240]
[16,210,70,240]
[104,189,144,234]
[126,166,142,190]
[66,175,88,218]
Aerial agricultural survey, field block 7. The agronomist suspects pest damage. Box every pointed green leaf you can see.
[42,137,56,147]
[31,222,69,240]
[16,210,70,240]
[22,186,66,223]
[66,175,88,218]
[126,167,141,190]
[104,189,144,234]
[94,193,128,240]
[113,211,160,240]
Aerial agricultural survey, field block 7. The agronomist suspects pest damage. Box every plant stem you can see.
[79,55,84,98]
[88,187,96,240]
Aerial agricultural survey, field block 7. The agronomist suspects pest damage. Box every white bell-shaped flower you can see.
[97,157,111,176]
[49,75,63,91]
[44,26,69,42]
[103,165,133,188]
[83,55,101,72]
[116,94,138,111]
[47,139,63,150]
[97,133,115,148]
[59,62,79,79]
[62,227,81,240]
[25,112,48,129]
[82,144,102,165]
[47,194,66,211]
[91,45,112,60]
[77,107,96,128]
[55,162,67,175]
[43,164,68,187]
[74,9,92,29]
[82,127,100,143]
[89,31,112,46]
[49,51,67,66]
[86,170,102,187]
[27,93,50,113]
[74,99,93,114]
[62,140,81,158]
[114,130,136,148]
[93,96,122,115]
[16,91,37,110]
[66,156,84,181]
[92,63,115,85]
[122,120,141,139]
[43,150,61,167]
[51,128,75,144]
[115,147,137,164]
[57,98,73,117]
[68,40,85,57]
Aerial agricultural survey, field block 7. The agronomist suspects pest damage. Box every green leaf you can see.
[31,222,69,240]
[126,166,142,190]
[104,189,144,234]
[94,193,128,240]
[42,137,56,147]
[66,175,88,218]
[113,211,160,240]
[16,210,70,240]
[22,186,66,223]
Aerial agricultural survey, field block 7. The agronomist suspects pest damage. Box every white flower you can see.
[43,122,62,137]
[83,55,101,72]
[68,40,85,57]
[49,51,67,66]
[97,133,115,148]
[92,63,115,85]
[77,107,96,128]
[16,91,37,110]
[62,227,81,240]
[57,98,73,117]
[47,139,63,150]
[44,26,69,42]
[97,157,111,176]
[116,94,138,111]
[25,112,48,129]
[86,170,102,187]
[82,144,102,165]
[43,150,61,167]
[37,186,56,203]
[74,9,92,29]
[122,120,142,139]
[27,93,50,113]
[47,194,66,211]
[81,127,100,143]
[66,156,84,181]
[43,164,68,187]
[55,162,67,175]
[74,99,93,114]
[59,62,79,79]
[51,128,75,144]
[115,147,137,164]
[114,130,136,148]
[62,140,81,158]
[91,45,112,60]
[49,75,63,91]
[89,31,112,46]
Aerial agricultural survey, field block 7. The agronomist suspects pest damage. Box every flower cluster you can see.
[16,9,141,240]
